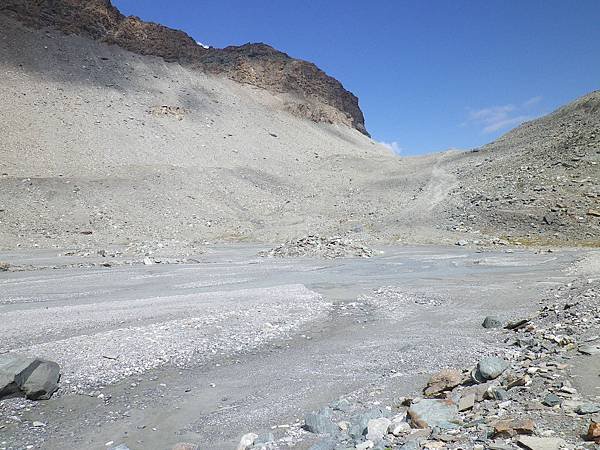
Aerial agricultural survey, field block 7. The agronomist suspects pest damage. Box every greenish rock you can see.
[542,393,561,407]
[476,357,509,381]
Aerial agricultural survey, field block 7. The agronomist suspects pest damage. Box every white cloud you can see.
[379,141,403,154]
[464,96,543,134]
[522,96,543,108]
[196,41,209,49]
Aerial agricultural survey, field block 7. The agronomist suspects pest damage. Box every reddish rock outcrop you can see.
[0,0,368,135]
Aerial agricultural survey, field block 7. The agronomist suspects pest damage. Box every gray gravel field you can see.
[0,245,584,449]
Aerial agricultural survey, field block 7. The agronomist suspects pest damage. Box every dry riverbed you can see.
[0,244,595,449]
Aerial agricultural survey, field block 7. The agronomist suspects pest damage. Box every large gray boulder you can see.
[472,356,509,382]
[0,355,60,400]
[408,399,459,430]
[304,408,338,435]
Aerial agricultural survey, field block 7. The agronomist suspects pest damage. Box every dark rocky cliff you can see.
[0,0,368,135]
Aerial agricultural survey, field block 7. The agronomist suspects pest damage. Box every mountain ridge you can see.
[0,0,368,135]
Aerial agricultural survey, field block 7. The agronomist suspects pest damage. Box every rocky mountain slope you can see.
[0,0,367,134]
[445,91,600,246]
[0,3,598,252]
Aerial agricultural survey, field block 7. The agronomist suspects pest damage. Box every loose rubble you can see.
[259,235,374,259]
[235,275,600,449]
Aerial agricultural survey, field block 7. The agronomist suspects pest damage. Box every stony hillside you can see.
[0,0,367,134]
[0,3,598,252]
[445,91,600,246]
[0,13,424,251]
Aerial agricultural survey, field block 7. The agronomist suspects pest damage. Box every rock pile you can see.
[236,276,600,449]
[0,355,61,400]
[259,236,374,259]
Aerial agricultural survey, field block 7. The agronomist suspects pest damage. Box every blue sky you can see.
[113,1,600,155]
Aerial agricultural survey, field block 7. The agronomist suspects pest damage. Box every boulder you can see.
[482,316,502,328]
[458,393,476,411]
[408,399,459,430]
[348,407,390,440]
[424,369,463,397]
[0,355,60,400]
[21,360,61,400]
[0,355,37,398]
[492,418,535,437]
[473,357,509,382]
[304,408,338,435]
[366,417,391,442]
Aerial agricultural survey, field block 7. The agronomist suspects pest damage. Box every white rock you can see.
[366,417,391,442]
[356,441,374,450]
[236,433,258,450]
[32,421,46,427]
[388,420,411,436]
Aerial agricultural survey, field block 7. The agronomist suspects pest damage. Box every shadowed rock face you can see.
[0,0,369,135]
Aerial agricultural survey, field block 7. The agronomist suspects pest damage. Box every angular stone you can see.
[348,407,390,440]
[366,417,391,442]
[389,420,411,436]
[408,399,459,430]
[20,360,60,400]
[0,355,37,398]
[486,386,509,401]
[304,408,338,435]
[458,393,476,411]
[492,419,535,437]
[424,369,463,397]
[542,393,561,407]
[505,319,529,330]
[1,355,60,400]
[482,316,502,328]
[576,403,600,415]
[475,357,509,381]
[517,436,566,450]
